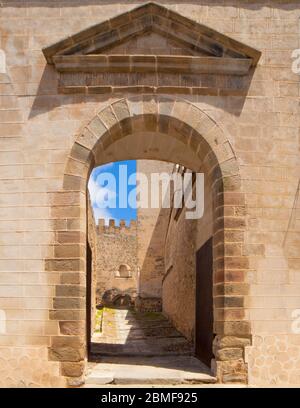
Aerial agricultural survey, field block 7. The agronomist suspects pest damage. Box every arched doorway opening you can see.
[47,95,250,385]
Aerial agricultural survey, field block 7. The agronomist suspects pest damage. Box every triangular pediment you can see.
[44,2,260,63]
[99,31,210,57]
[43,2,261,94]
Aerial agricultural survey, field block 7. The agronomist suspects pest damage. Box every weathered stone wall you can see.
[0,0,299,387]
[163,169,214,343]
[95,219,138,306]
[163,210,196,343]
[136,160,173,301]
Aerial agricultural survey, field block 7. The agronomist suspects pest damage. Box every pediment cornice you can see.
[43,2,261,95]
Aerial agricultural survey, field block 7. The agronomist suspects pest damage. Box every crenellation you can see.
[97,218,137,234]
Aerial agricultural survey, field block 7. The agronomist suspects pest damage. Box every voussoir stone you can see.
[88,115,107,137]
[112,100,130,122]
[98,106,118,129]
[77,128,98,150]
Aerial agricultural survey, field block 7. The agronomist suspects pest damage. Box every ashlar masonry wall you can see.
[0,1,299,387]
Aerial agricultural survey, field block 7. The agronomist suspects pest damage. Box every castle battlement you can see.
[97,218,137,234]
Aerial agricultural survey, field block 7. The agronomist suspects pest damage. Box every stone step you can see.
[89,349,193,358]
[106,321,173,330]
[100,333,184,342]
[90,337,193,357]
[85,356,216,385]
[114,326,182,338]
[92,335,191,346]
[92,307,193,359]
[108,315,168,323]
[114,311,167,319]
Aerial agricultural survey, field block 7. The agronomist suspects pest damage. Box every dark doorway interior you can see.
[195,237,214,366]
[86,240,92,358]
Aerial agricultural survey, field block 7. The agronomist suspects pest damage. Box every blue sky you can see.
[88,160,137,226]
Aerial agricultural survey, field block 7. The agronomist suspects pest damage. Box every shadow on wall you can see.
[25,0,264,119]
[28,63,255,120]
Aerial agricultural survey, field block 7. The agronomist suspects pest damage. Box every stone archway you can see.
[46,95,250,385]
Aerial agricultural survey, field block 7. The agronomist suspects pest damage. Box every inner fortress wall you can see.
[94,218,138,307]
[136,160,174,303]
[163,168,214,343]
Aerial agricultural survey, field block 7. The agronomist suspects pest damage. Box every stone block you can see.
[215,295,244,308]
[214,283,249,296]
[54,244,83,259]
[168,117,191,144]
[55,285,85,298]
[194,116,215,137]
[87,86,112,95]
[53,297,85,310]
[224,217,246,229]
[77,128,98,150]
[56,231,82,244]
[143,95,158,115]
[214,335,251,349]
[63,175,85,192]
[172,100,191,123]
[49,310,85,322]
[60,272,85,285]
[217,359,248,384]
[118,117,133,137]
[45,259,84,272]
[88,116,107,137]
[215,321,251,337]
[65,158,89,178]
[225,256,249,270]
[67,219,82,231]
[112,99,130,122]
[61,361,85,377]
[98,106,118,129]
[158,114,170,135]
[51,206,81,219]
[70,143,91,163]
[59,321,85,336]
[49,192,81,206]
[224,243,243,257]
[127,98,143,117]
[216,347,244,361]
[158,97,175,117]
[49,346,84,363]
[224,270,245,283]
